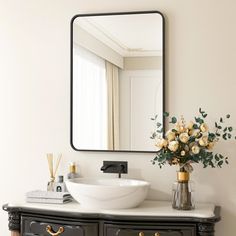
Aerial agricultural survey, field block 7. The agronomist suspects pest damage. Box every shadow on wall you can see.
[216,206,236,236]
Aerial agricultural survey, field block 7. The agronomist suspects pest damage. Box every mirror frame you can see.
[70,11,165,153]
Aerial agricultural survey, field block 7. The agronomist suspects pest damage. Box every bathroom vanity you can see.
[3,200,220,236]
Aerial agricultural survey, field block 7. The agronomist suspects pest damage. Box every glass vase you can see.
[172,171,195,210]
[47,178,55,191]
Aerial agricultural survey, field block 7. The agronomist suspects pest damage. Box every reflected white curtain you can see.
[106,61,120,150]
[73,45,108,149]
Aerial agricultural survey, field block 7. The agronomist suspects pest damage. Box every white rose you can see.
[179,133,189,143]
[168,141,179,152]
[190,129,200,137]
[199,136,208,146]
[200,123,208,133]
[175,123,185,133]
[156,138,168,148]
[191,145,200,154]
[166,131,176,141]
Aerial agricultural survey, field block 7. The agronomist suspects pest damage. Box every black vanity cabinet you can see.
[103,223,195,236]
[3,201,220,236]
[21,215,98,236]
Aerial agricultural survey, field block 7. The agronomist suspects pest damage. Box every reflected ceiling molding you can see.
[76,18,162,57]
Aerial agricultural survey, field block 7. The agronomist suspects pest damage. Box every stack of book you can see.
[26,190,73,204]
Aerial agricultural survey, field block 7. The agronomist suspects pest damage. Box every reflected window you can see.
[73,46,108,149]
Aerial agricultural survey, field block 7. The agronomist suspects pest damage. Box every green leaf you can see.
[219,154,224,159]
[195,117,204,124]
[215,122,218,128]
[226,114,230,119]
[156,122,162,128]
[218,160,223,167]
[156,128,163,133]
[193,124,198,129]
[151,115,158,120]
[228,133,232,139]
[216,133,221,137]
[223,133,227,140]
[170,117,177,124]
[208,133,216,141]
[163,112,169,117]
[215,154,219,161]
[228,127,233,132]
[223,127,228,132]
[218,126,222,129]
[220,117,223,123]
[150,133,157,139]
[202,113,207,118]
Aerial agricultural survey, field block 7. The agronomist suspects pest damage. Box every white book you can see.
[26,197,72,204]
[26,190,71,199]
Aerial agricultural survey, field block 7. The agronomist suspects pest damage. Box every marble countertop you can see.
[7,200,216,218]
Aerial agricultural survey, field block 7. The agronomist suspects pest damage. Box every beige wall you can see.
[0,0,236,235]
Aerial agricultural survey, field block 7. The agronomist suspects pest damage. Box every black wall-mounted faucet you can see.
[101,161,128,178]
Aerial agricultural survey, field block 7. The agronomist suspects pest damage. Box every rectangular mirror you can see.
[71,11,165,152]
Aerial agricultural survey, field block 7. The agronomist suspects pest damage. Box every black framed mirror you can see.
[71,11,165,152]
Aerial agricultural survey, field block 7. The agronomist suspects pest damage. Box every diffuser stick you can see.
[47,153,55,191]
[53,154,62,178]
[47,153,54,179]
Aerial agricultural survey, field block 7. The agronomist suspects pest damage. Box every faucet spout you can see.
[100,164,112,171]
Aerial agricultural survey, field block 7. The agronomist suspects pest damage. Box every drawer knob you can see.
[46,225,64,236]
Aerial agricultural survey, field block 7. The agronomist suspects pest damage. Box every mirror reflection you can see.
[72,12,164,152]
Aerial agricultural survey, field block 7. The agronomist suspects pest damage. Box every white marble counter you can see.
[8,200,216,218]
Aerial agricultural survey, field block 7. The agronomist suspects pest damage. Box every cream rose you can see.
[191,145,200,154]
[168,141,179,152]
[200,123,208,133]
[189,129,200,137]
[179,133,189,143]
[156,138,168,148]
[174,123,185,133]
[199,136,208,146]
[166,131,176,141]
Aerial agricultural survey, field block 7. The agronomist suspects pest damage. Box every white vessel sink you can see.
[65,178,150,209]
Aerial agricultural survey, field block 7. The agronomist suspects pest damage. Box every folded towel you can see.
[26,197,72,204]
[26,190,71,199]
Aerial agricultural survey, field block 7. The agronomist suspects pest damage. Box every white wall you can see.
[0,0,236,235]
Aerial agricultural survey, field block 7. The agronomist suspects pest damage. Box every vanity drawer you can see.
[21,216,98,236]
[104,224,195,236]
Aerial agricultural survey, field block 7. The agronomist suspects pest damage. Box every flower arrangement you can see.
[151,108,235,172]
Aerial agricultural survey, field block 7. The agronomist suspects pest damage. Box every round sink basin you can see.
[65,178,150,209]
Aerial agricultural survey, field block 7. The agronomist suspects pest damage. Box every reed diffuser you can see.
[47,153,62,191]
